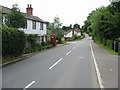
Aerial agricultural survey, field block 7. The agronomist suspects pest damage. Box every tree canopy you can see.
[82,1,120,41]
[5,4,27,29]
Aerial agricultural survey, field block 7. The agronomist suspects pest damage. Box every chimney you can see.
[26,4,33,15]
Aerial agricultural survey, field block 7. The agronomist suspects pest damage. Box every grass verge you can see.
[97,43,118,55]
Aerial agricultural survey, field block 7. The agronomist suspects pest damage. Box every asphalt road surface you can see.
[3,36,100,88]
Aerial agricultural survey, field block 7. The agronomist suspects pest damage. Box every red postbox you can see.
[50,34,56,46]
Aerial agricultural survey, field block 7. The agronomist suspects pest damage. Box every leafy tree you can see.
[62,24,73,31]
[73,23,80,29]
[53,16,62,28]
[83,3,120,41]
[47,17,64,43]
[5,4,26,29]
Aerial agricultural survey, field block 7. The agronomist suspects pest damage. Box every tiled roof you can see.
[0,5,11,14]
[22,13,45,23]
[74,29,80,32]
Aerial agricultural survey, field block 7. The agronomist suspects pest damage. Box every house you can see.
[74,29,81,36]
[64,29,81,39]
[1,4,47,43]
[64,30,73,38]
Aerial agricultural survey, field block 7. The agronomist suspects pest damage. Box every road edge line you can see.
[90,40,104,88]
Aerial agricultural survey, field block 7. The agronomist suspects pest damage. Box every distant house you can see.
[1,4,47,43]
[64,30,73,38]
[64,29,81,39]
[74,29,81,36]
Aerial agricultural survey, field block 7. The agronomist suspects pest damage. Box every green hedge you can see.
[105,40,113,49]
[2,26,26,57]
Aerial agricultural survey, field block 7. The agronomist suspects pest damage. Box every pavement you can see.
[91,41,118,88]
[2,35,119,89]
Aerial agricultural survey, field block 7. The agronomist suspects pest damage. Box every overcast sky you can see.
[1,0,110,27]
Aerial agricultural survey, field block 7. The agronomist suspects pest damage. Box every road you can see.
[3,36,100,88]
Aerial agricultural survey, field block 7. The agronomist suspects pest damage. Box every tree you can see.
[47,16,64,43]
[73,23,80,29]
[5,4,26,29]
[107,1,120,39]
[53,16,62,28]
[83,3,120,41]
[62,24,73,31]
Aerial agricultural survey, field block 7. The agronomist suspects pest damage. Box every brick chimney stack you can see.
[26,4,33,15]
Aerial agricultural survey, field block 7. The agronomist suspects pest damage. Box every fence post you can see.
[114,41,116,51]
[118,42,120,54]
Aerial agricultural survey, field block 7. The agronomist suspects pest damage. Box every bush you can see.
[41,42,47,46]
[24,43,42,54]
[47,45,53,49]
[2,26,26,57]
[26,35,38,47]
[56,40,59,44]
[61,39,66,44]
[24,47,32,54]
[72,34,77,40]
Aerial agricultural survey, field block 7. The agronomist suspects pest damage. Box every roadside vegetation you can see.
[2,5,27,64]
[2,5,68,64]
[81,1,120,55]
[47,16,65,44]
[2,5,54,64]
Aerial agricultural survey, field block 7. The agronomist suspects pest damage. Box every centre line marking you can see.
[73,47,75,50]
[49,58,63,69]
[66,50,72,56]
[90,40,104,88]
[23,81,35,90]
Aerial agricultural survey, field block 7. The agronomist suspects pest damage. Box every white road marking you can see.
[110,69,113,71]
[90,40,104,88]
[79,57,85,59]
[23,81,35,89]
[49,58,63,69]
[73,47,75,50]
[66,50,72,56]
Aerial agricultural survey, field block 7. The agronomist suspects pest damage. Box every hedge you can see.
[2,26,26,57]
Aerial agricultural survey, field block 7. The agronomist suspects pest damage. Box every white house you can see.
[1,4,47,43]
[64,29,81,38]
[64,30,73,38]
[74,29,81,36]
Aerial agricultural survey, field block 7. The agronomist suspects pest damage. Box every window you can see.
[40,22,43,30]
[24,20,27,29]
[32,20,36,29]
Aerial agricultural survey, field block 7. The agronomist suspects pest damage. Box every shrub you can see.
[24,43,42,54]
[26,35,38,47]
[24,47,32,54]
[72,34,77,40]
[2,26,26,57]
[47,45,53,49]
[61,39,66,44]
[35,43,42,51]
[41,42,47,46]
[56,40,59,44]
